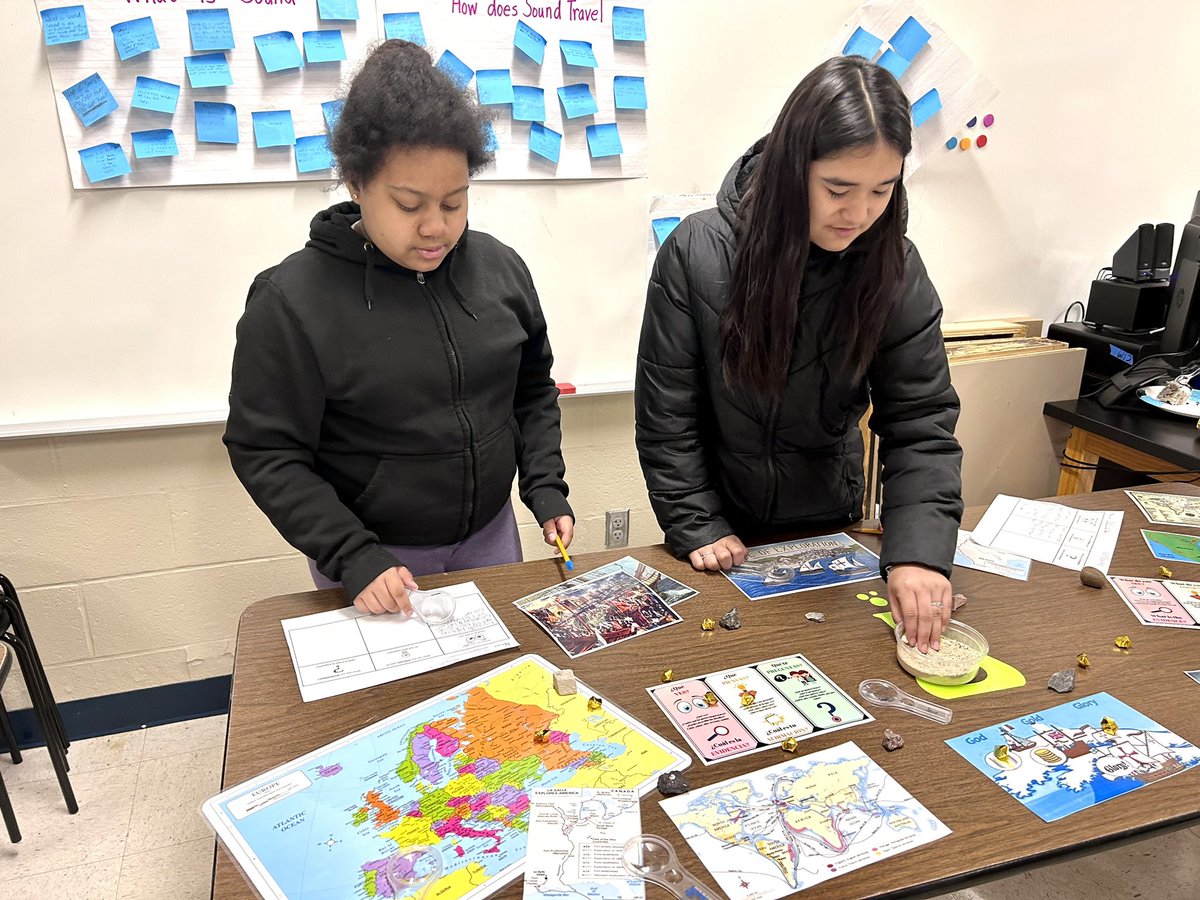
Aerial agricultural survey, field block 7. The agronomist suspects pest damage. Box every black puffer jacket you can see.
[635,143,963,576]
[225,201,572,599]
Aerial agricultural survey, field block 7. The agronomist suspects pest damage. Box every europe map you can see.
[203,655,687,900]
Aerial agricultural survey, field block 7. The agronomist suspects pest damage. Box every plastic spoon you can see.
[858,679,953,724]
[383,845,442,899]
[621,834,724,900]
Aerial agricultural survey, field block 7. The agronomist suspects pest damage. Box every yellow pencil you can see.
[554,534,574,571]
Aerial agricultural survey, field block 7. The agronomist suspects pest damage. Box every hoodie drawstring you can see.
[362,240,377,310]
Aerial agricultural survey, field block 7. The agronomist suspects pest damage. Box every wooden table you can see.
[1044,398,1200,494]
[213,484,1200,899]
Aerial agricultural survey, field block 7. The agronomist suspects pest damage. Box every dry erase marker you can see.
[555,535,574,571]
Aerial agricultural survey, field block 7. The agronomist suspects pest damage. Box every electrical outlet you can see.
[605,508,630,548]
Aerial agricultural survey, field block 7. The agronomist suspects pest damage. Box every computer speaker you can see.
[1111,224,1156,282]
[1154,223,1175,280]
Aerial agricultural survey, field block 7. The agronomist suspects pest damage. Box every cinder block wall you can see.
[0,394,660,711]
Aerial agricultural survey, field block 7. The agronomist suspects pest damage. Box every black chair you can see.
[0,643,21,841]
[0,573,77,839]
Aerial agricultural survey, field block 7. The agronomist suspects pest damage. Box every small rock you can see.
[952,593,968,611]
[1047,668,1076,693]
[719,608,741,630]
[804,611,826,623]
[553,669,576,695]
[881,728,904,751]
[1080,566,1106,589]
[657,771,689,797]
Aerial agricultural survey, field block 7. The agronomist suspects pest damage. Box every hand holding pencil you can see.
[542,515,576,570]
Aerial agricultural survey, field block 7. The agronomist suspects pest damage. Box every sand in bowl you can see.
[894,620,987,686]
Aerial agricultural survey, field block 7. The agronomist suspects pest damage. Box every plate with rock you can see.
[1137,383,1200,418]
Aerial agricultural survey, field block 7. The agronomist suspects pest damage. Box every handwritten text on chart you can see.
[452,1,606,22]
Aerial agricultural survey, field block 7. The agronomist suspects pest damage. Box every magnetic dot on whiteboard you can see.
[976,134,988,149]
[983,113,995,127]
[945,136,957,150]
[966,116,977,128]
[959,137,971,151]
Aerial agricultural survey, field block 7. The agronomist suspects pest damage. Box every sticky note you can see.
[296,134,335,173]
[187,8,234,52]
[185,52,233,89]
[586,122,623,158]
[131,129,178,159]
[652,216,681,247]
[131,77,179,115]
[63,73,118,128]
[436,50,474,89]
[383,12,425,45]
[557,83,598,119]
[253,111,297,148]
[612,7,647,42]
[613,75,647,110]
[195,101,239,144]
[111,17,158,60]
[529,123,562,164]
[302,30,345,64]
[255,32,304,73]
[482,121,499,152]
[78,143,130,183]
[41,5,88,46]
[560,40,598,68]
[476,69,514,106]
[322,99,345,132]
[889,16,931,61]
[911,88,942,127]
[318,0,359,20]
[512,85,545,122]
[843,26,882,60]
[877,48,911,80]
[514,21,546,65]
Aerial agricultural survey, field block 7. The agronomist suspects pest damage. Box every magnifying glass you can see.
[706,726,730,741]
[384,845,442,900]
[621,834,722,900]
[407,589,456,625]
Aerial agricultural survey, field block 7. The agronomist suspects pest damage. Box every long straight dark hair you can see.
[721,56,912,396]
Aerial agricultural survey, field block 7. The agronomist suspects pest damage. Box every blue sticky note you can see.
[78,143,130,183]
[586,122,623,158]
[131,129,178,159]
[514,21,546,65]
[303,30,346,63]
[185,52,233,89]
[911,88,942,127]
[557,83,598,119]
[528,123,561,164]
[255,32,304,73]
[476,69,514,106]
[613,75,647,110]
[436,50,474,89]
[195,101,239,144]
[41,5,88,46]
[652,216,681,247]
[843,26,883,60]
[296,134,335,173]
[612,7,647,42]
[131,77,180,115]
[889,16,931,61]
[187,8,234,52]
[111,17,158,60]
[482,121,498,152]
[322,99,345,133]
[317,0,359,20]
[877,48,911,80]
[252,110,296,148]
[383,12,425,45]
[63,73,118,128]
[560,40,598,68]
[512,85,545,122]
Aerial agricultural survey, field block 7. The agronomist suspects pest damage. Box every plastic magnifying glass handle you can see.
[622,834,725,900]
[858,679,953,724]
[384,845,442,899]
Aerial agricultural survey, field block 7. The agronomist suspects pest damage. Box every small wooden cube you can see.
[553,669,577,695]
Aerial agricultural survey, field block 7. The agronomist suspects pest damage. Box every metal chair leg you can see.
[0,768,20,843]
[0,583,69,754]
[0,694,21,765]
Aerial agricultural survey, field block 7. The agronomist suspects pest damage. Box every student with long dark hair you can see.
[636,56,963,652]
[225,40,573,616]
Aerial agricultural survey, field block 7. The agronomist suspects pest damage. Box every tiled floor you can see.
[1,716,1199,899]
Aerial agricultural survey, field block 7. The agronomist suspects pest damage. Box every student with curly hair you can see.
[225,40,573,616]
[636,55,963,653]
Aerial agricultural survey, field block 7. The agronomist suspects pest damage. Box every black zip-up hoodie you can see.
[635,142,963,576]
[224,201,572,599]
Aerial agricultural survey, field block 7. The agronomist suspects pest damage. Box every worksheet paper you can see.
[282,581,517,701]
[970,495,1122,572]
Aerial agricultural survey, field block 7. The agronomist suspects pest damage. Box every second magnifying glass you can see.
[407,589,456,625]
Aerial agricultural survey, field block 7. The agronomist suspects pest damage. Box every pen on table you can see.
[554,534,574,571]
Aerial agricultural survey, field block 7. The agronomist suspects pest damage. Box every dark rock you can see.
[719,608,741,630]
[1047,668,1076,693]
[881,728,904,751]
[657,771,690,797]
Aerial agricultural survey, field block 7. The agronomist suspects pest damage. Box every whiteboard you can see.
[6,0,1200,434]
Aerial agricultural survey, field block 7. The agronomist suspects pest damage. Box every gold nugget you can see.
[1101,717,1118,736]
[700,618,716,632]
[1114,635,1132,650]
[661,669,675,683]
[740,693,754,708]
[1160,566,1174,578]
[587,696,602,711]
[533,728,550,743]
[994,744,1009,763]
[1077,652,1091,669]
[780,737,799,753]
[704,691,719,706]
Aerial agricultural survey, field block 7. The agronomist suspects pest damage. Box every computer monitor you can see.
[1161,191,1200,353]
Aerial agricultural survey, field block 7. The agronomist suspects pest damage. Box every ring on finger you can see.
[702,551,716,558]
[930,600,945,609]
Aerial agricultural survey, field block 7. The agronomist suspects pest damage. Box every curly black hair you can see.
[331,39,494,188]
